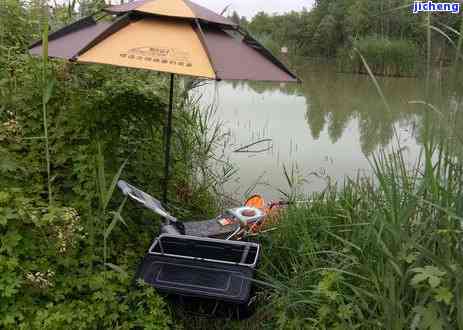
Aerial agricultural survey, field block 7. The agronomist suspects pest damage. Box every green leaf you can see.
[411,266,446,288]
[404,253,418,264]
[43,79,55,105]
[428,276,441,289]
[337,304,353,320]
[434,287,453,305]
[0,231,22,254]
[411,273,428,286]
[0,158,21,172]
[104,212,120,241]
[96,142,106,209]
[116,213,128,228]
[104,263,128,278]
[104,197,128,240]
[102,158,129,212]
[421,304,444,330]
[0,191,10,204]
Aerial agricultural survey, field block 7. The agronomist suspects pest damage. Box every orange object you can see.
[245,195,266,210]
[244,195,268,233]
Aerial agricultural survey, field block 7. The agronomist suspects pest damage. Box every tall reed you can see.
[454,16,463,69]
[41,3,53,205]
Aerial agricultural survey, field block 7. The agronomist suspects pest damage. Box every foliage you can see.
[0,1,230,328]
[337,36,419,77]
[227,10,248,27]
[0,187,173,329]
[245,1,463,75]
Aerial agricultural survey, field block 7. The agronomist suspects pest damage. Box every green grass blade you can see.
[102,158,129,212]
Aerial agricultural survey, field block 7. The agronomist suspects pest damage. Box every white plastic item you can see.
[226,207,265,226]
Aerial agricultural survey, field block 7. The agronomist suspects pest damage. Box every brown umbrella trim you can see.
[191,20,297,82]
[240,30,299,81]
[104,0,151,13]
[29,15,97,49]
[29,17,114,60]
[200,25,298,82]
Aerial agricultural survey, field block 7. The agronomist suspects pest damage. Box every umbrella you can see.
[30,0,299,203]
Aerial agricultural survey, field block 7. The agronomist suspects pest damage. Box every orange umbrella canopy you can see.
[29,0,298,82]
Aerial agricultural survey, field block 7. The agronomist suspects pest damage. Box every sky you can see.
[192,0,315,19]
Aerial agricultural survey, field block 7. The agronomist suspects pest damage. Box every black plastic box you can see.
[137,235,260,306]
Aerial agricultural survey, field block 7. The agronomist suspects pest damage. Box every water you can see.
[196,64,460,201]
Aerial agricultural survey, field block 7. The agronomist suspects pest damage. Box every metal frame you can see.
[119,180,178,223]
[148,234,260,268]
[162,73,175,204]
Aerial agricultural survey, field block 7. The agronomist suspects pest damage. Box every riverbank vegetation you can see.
[1,0,463,329]
[1,1,224,328]
[258,131,463,328]
[337,37,419,76]
[238,0,463,76]
[184,137,463,329]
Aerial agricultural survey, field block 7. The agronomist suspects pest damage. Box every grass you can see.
[257,141,462,328]
[338,36,419,77]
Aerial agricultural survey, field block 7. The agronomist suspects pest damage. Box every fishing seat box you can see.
[136,234,260,313]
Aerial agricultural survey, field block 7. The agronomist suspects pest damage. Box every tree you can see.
[230,10,240,25]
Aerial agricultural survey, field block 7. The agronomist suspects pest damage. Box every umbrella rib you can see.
[192,18,218,80]
[75,13,132,60]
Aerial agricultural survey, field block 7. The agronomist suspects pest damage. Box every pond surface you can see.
[197,64,460,201]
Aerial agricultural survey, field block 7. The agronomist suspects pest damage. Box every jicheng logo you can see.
[412,1,461,14]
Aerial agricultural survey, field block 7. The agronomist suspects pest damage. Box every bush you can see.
[0,2,221,328]
[337,36,419,77]
[0,183,173,329]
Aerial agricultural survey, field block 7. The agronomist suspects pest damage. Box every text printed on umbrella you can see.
[120,47,193,67]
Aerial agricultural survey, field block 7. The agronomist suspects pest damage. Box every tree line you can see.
[228,0,463,76]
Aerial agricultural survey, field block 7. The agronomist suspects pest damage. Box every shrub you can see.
[338,36,419,77]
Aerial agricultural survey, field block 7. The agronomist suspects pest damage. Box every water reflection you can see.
[244,68,423,154]
[199,64,463,200]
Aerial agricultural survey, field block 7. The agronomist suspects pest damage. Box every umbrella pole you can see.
[163,73,175,204]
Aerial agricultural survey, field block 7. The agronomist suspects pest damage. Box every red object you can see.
[241,209,256,217]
